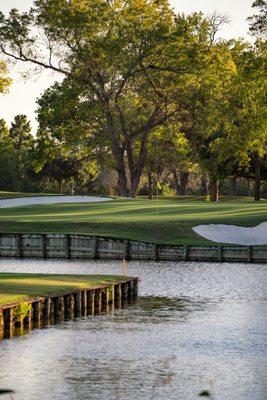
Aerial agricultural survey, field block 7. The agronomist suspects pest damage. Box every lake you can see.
[0,259,266,400]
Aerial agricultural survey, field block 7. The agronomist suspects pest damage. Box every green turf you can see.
[0,191,59,199]
[0,196,266,245]
[0,273,126,305]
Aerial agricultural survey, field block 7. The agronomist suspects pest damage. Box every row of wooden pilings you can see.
[0,278,138,341]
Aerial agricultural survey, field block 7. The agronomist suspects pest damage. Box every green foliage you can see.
[0,137,17,190]
[13,301,31,322]
[0,1,240,197]
[0,60,11,93]
[222,41,267,167]
[159,183,176,197]
[248,0,267,38]
[0,2,266,199]
[5,115,35,191]
[0,118,8,138]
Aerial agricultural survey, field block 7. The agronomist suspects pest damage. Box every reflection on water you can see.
[0,259,266,400]
[113,296,211,324]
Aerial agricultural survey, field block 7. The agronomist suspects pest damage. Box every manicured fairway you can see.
[0,196,266,245]
[0,273,125,306]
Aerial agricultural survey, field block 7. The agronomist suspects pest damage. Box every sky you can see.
[0,0,254,134]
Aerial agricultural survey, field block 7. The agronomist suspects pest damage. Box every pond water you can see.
[0,259,266,400]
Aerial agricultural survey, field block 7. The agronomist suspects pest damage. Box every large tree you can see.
[222,41,267,200]
[0,119,17,190]
[8,115,35,190]
[169,38,237,201]
[0,1,175,196]
[0,2,232,197]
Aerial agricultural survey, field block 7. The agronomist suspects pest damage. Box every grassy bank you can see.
[0,273,126,306]
[0,191,59,199]
[0,197,266,245]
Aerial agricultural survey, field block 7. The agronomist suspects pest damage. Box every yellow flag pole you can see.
[122,258,126,276]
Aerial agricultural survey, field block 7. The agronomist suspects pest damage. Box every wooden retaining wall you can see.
[0,278,138,341]
[0,233,266,263]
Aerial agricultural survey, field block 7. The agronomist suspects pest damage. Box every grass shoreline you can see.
[0,273,128,306]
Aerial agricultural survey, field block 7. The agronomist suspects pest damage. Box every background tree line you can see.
[0,0,266,201]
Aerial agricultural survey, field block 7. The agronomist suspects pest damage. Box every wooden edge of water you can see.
[0,277,139,341]
[0,276,139,310]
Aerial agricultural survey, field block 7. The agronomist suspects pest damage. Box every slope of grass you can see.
[0,273,126,306]
[0,197,266,245]
[0,191,59,199]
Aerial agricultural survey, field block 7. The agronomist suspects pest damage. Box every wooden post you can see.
[124,239,130,260]
[14,314,24,335]
[4,308,14,339]
[41,234,46,259]
[133,279,138,298]
[93,236,98,259]
[64,294,74,320]
[102,287,108,308]
[43,298,52,322]
[74,292,82,318]
[128,280,134,297]
[50,300,55,324]
[247,246,252,263]
[54,296,65,322]
[94,289,102,313]
[65,234,71,259]
[87,290,95,315]
[218,246,223,262]
[0,309,4,340]
[114,284,122,308]
[81,290,87,316]
[24,304,33,331]
[183,245,188,261]
[154,243,158,261]
[33,301,43,329]
[109,286,115,304]
[17,234,23,258]
[121,282,128,302]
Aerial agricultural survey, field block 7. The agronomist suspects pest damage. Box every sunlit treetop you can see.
[0,60,11,93]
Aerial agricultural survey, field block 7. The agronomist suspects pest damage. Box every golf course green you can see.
[0,193,266,245]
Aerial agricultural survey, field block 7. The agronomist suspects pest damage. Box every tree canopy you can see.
[0,1,266,200]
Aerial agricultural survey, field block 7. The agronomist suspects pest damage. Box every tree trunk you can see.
[147,170,153,199]
[58,179,63,195]
[210,177,219,202]
[231,175,237,196]
[201,174,208,196]
[246,178,252,197]
[106,110,129,197]
[179,171,189,196]
[254,156,261,201]
[117,168,128,197]
[129,177,141,198]
[127,133,148,198]
[172,169,180,195]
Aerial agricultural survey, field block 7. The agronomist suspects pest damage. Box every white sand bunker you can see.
[0,195,112,208]
[193,222,267,245]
